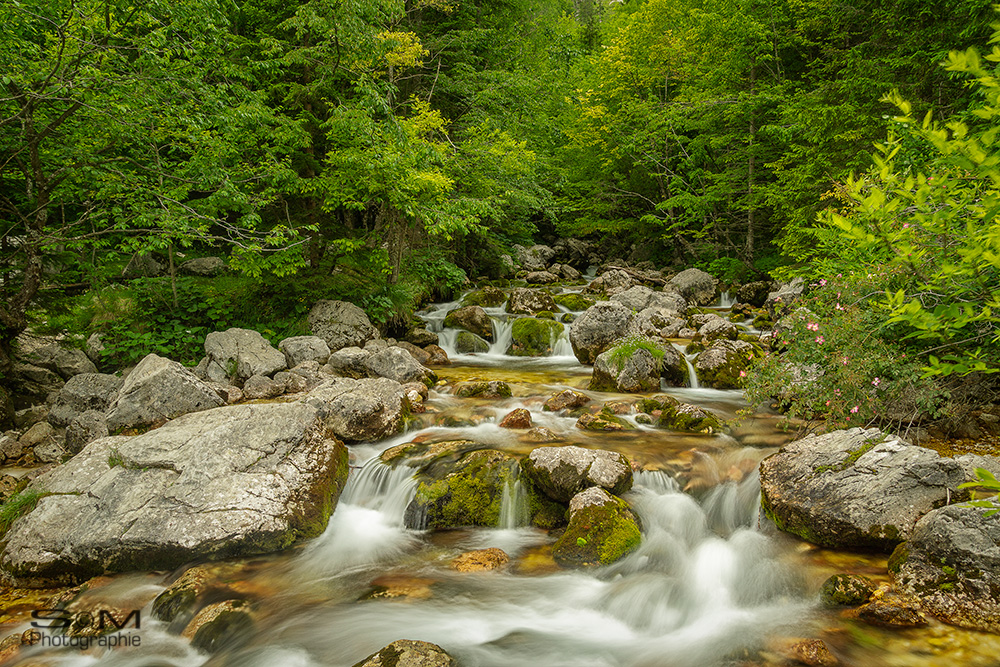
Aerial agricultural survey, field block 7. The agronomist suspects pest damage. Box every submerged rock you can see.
[890,504,1000,632]
[455,381,512,399]
[820,574,876,607]
[759,428,977,551]
[523,445,632,502]
[1,402,350,587]
[552,488,642,568]
[451,548,510,572]
[152,566,211,624]
[352,639,455,667]
[454,331,490,354]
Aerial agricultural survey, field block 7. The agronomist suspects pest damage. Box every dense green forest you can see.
[3,0,1000,423]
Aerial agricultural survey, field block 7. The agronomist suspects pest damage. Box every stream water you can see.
[7,291,1000,667]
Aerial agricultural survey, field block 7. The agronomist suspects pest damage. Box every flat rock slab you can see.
[759,427,988,551]
[891,504,1000,632]
[1,402,348,587]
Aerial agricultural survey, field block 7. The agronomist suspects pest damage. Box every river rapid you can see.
[7,290,1000,667]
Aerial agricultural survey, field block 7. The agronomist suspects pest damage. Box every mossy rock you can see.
[576,407,635,431]
[820,574,876,607]
[752,314,774,329]
[461,287,506,308]
[561,313,577,324]
[524,477,568,529]
[380,439,478,473]
[404,449,519,529]
[186,600,254,654]
[554,293,596,312]
[507,317,565,357]
[152,566,210,624]
[536,310,556,320]
[657,400,722,433]
[552,489,642,568]
[455,331,490,354]
[455,381,512,399]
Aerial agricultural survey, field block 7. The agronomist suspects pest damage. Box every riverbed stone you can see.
[552,488,642,568]
[152,566,211,623]
[304,377,408,442]
[0,401,350,587]
[695,339,756,389]
[308,300,379,352]
[404,328,439,347]
[737,280,773,307]
[668,268,717,306]
[890,504,1000,632]
[576,408,634,431]
[179,256,227,276]
[455,381,512,399]
[25,344,98,380]
[352,639,455,667]
[184,599,255,653]
[203,328,287,383]
[508,317,564,357]
[364,347,435,386]
[454,331,490,354]
[326,346,372,378]
[543,389,590,412]
[590,343,660,393]
[105,354,225,432]
[242,374,285,400]
[404,449,520,529]
[820,574,876,607]
[526,270,559,285]
[698,317,738,342]
[523,445,632,503]
[443,305,494,341]
[655,397,722,433]
[759,428,974,551]
[507,288,558,315]
[569,301,635,364]
[451,547,510,572]
[499,408,532,429]
[462,286,506,308]
[47,373,122,428]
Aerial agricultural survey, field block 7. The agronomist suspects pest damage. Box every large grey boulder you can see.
[308,300,378,352]
[569,301,635,364]
[628,308,686,340]
[325,347,372,379]
[48,373,123,428]
[668,268,718,306]
[586,269,633,296]
[0,402,349,587]
[891,504,1000,632]
[64,410,109,454]
[25,344,98,380]
[179,256,227,276]
[698,316,738,342]
[364,347,435,385]
[553,238,593,269]
[203,328,287,383]
[304,377,407,442]
[105,354,225,432]
[514,244,556,272]
[278,336,331,367]
[507,288,558,315]
[522,445,633,502]
[759,428,987,551]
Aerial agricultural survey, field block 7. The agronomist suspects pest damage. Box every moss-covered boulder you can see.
[576,407,635,431]
[461,286,506,308]
[404,449,519,529]
[589,339,662,393]
[352,639,455,667]
[552,488,642,568]
[455,381,512,399]
[443,305,494,341]
[523,444,633,502]
[508,317,565,357]
[652,396,723,433]
[183,599,255,654]
[820,573,876,607]
[553,293,595,312]
[695,339,757,389]
[454,331,490,354]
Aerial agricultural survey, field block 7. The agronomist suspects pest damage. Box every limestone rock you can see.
[304,377,408,442]
[308,300,378,352]
[184,599,254,653]
[364,347,435,385]
[523,445,632,502]
[507,288,557,315]
[48,373,122,428]
[455,381,511,399]
[278,336,331,367]
[526,271,559,285]
[404,328,440,347]
[543,389,590,412]
[668,268,717,306]
[759,428,973,551]
[25,344,98,380]
[105,354,225,432]
[499,408,532,429]
[65,410,109,454]
[695,339,755,389]
[820,574,876,607]
[569,301,635,364]
[514,244,556,272]
[443,305,494,341]
[1,402,350,586]
[242,374,285,400]
[152,566,211,623]
[590,343,660,393]
[454,331,490,354]
[203,328,287,383]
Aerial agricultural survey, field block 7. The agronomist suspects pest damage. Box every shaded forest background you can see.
[2,0,998,390]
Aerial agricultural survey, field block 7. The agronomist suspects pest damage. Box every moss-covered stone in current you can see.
[454,331,490,354]
[552,493,642,568]
[404,450,519,529]
[553,293,595,312]
[507,317,565,357]
[461,287,506,308]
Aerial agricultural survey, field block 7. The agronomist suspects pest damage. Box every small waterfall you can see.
[551,325,575,357]
[717,291,735,308]
[489,313,515,355]
[497,476,530,529]
[673,343,700,389]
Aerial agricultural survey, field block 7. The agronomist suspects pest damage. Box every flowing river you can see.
[8,290,1000,667]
